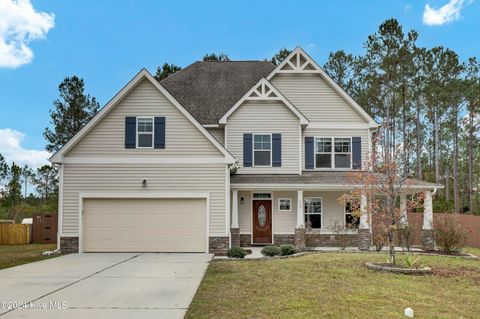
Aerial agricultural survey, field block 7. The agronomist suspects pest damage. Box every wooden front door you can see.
[252,200,272,244]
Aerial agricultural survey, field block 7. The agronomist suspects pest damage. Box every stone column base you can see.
[230,228,240,247]
[357,229,371,251]
[294,228,306,251]
[209,236,229,255]
[60,237,79,254]
[421,229,435,250]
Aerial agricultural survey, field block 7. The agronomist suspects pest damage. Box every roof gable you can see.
[218,78,309,125]
[267,47,378,128]
[50,69,236,164]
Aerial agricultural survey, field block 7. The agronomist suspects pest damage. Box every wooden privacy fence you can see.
[32,214,57,244]
[0,224,32,244]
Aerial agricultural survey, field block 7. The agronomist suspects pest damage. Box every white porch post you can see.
[399,193,408,227]
[359,193,369,229]
[423,190,433,230]
[296,190,304,228]
[231,189,239,229]
[358,192,370,250]
[421,190,435,249]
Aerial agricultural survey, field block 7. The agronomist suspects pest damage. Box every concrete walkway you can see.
[0,253,212,319]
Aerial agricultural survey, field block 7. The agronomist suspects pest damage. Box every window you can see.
[253,193,271,199]
[253,134,271,166]
[278,198,291,211]
[334,138,351,168]
[137,117,154,148]
[314,137,352,169]
[315,138,332,168]
[304,197,322,229]
[345,198,360,228]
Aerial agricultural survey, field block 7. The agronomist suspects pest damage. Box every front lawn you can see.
[0,244,57,270]
[186,252,480,319]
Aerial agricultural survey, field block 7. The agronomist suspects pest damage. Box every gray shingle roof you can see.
[230,171,442,189]
[159,61,276,124]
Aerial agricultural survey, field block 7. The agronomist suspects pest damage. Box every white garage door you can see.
[83,198,207,252]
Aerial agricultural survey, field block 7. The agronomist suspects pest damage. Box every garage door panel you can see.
[83,198,206,252]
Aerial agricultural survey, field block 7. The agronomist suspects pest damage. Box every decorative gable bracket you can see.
[219,78,309,125]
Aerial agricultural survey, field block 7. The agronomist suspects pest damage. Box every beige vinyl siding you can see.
[273,191,296,234]
[62,163,226,236]
[67,79,222,157]
[238,191,251,234]
[207,128,225,145]
[302,128,370,170]
[270,73,368,124]
[226,100,301,174]
[304,191,351,231]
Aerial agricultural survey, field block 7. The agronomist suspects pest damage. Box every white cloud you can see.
[0,129,50,168]
[423,0,472,26]
[0,0,55,68]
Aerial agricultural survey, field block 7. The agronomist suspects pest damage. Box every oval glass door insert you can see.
[258,205,266,227]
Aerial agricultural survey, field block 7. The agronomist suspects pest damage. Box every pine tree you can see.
[153,63,182,81]
[44,76,100,152]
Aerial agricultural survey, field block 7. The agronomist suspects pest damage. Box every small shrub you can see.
[404,254,421,269]
[398,225,415,252]
[372,221,388,252]
[433,215,468,254]
[279,244,297,256]
[227,246,247,259]
[261,245,280,257]
[330,220,350,250]
[304,222,317,251]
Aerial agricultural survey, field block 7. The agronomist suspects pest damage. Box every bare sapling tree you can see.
[343,126,424,264]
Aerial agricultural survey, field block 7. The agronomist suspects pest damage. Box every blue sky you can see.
[0,0,478,167]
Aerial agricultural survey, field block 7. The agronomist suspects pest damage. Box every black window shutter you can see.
[154,117,166,149]
[125,117,136,149]
[305,137,314,169]
[352,137,362,169]
[272,134,282,167]
[243,133,252,167]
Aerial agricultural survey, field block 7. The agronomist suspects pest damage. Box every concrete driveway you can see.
[0,253,212,319]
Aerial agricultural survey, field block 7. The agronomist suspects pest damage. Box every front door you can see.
[252,200,272,244]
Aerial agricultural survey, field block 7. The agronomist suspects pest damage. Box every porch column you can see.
[294,190,306,251]
[230,190,240,247]
[357,193,370,251]
[421,190,435,250]
[399,193,408,227]
[296,190,304,228]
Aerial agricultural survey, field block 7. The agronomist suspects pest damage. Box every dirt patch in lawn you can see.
[432,265,480,284]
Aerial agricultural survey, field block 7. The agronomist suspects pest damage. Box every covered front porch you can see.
[229,172,438,250]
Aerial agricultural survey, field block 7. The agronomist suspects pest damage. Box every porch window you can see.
[304,197,322,229]
[314,137,352,169]
[345,198,360,228]
[253,134,271,166]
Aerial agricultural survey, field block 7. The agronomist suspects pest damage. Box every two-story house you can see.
[50,47,439,254]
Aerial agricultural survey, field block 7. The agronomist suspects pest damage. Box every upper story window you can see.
[253,134,271,166]
[137,117,154,148]
[315,137,351,169]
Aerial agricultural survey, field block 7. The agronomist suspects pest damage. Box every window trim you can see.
[136,116,155,149]
[304,197,323,229]
[278,198,292,212]
[252,133,272,167]
[313,137,352,170]
[344,196,360,229]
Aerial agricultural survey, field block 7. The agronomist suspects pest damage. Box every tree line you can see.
[322,18,479,214]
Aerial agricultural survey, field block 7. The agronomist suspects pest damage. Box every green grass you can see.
[186,252,480,319]
[0,244,57,270]
[463,246,480,257]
